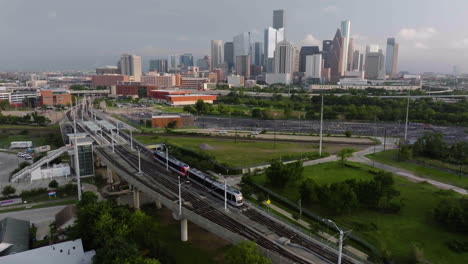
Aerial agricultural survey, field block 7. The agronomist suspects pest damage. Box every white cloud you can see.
[397,27,437,40]
[414,42,429,49]
[451,38,468,48]
[300,34,321,46]
[322,5,339,15]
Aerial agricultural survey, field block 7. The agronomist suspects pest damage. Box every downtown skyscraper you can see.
[340,20,351,74]
[118,54,142,81]
[211,40,224,70]
[385,38,399,77]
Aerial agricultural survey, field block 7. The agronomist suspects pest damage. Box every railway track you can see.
[65,103,364,264]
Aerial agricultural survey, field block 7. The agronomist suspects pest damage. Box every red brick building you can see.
[149,90,217,106]
[91,75,129,88]
[116,82,157,98]
[41,89,72,106]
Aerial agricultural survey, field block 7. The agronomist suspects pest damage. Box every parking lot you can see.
[0,152,29,183]
[194,116,468,143]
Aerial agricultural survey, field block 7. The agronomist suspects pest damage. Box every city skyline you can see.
[0,0,467,73]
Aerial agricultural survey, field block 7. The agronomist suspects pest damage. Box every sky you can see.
[0,0,467,73]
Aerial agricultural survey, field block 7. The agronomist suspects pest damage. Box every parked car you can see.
[23,154,32,160]
[218,130,228,135]
[251,131,260,135]
[17,152,25,157]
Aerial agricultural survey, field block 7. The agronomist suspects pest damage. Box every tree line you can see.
[0,111,50,126]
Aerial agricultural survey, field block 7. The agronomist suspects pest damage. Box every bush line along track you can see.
[66,106,359,264]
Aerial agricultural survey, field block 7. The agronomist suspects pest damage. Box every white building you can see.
[0,239,94,264]
[341,20,351,74]
[211,40,224,70]
[274,40,294,74]
[141,74,176,88]
[265,73,292,85]
[227,75,245,87]
[119,54,142,82]
[30,163,71,181]
[264,27,285,72]
[305,54,322,80]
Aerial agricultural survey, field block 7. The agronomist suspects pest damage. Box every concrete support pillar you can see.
[155,200,162,209]
[106,166,113,184]
[133,187,140,210]
[180,218,188,242]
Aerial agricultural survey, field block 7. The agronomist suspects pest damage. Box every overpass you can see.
[63,98,369,264]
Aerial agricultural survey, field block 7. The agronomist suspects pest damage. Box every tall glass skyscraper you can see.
[340,20,351,74]
[264,27,284,72]
[385,38,399,77]
[273,10,285,30]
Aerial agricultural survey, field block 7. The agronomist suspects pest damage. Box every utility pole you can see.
[404,95,410,142]
[298,199,302,218]
[319,95,324,156]
[383,128,387,151]
[165,146,169,171]
[138,148,141,174]
[73,112,82,201]
[224,178,227,211]
[328,219,346,264]
[130,130,133,151]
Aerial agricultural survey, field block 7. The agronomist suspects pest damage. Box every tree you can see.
[49,180,59,189]
[195,99,205,113]
[337,148,355,165]
[299,179,319,205]
[344,130,352,137]
[2,185,16,197]
[399,144,413,161]
[225,241,271,264]
[433,198,468,234]
[183,105,197,114]
[413,132,448,159]
[266,160,303,188]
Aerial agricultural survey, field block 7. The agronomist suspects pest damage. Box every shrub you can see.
[49,180,59,189]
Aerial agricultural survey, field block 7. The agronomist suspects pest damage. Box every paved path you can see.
[0,205,67,240]
[304,137,467,195]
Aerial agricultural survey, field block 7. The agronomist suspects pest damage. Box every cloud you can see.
[300,34,321,46]
[397,27,437,40]
[322,5,339,15]
[414,42,429,49]
[451,38,468,48]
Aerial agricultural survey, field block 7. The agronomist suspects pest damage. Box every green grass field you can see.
[0,125,63,149]
[251,161,468,264]
[135,135,321,167]
[367,149,468,189]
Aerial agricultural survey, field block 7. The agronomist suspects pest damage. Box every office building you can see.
[197,56,211,71]
[227,75,245,87]
[365,51,386,80]
[252,42,264,66]
[274,40,294,74]
[180,54,194,68]
[273,10,285,30]
[366,45,379,53]
[236,55,251,77]
[385,38,399,77]
[211,40,224,70]
[141,74,176,88]
[233,32,250,67]
[149,59,168,73]
[96,66,120,75]
[168,55,180,71]
[179,77,209,89]
[340,20,351,75]
[299,46,320,72]
[330,29,344,83]
[347,38,354,71]
[91,75,129,88]
[41,89,72,106]
[305,54,322,82]
[116,82,156,98]
[264,27,285,72]
[352,50,360,71]
[322,40,333,68]
[224,42,234,71]
[359,54,364,71]
[118,54,142,81]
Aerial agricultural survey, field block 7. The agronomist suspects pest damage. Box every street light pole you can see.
[319,95,324,156]
[224,178,227,210]
[130,130,133,151]
[138,148,141,174]
[404,95,410,142]
[328,219,345,264]
[165,146,169,171]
